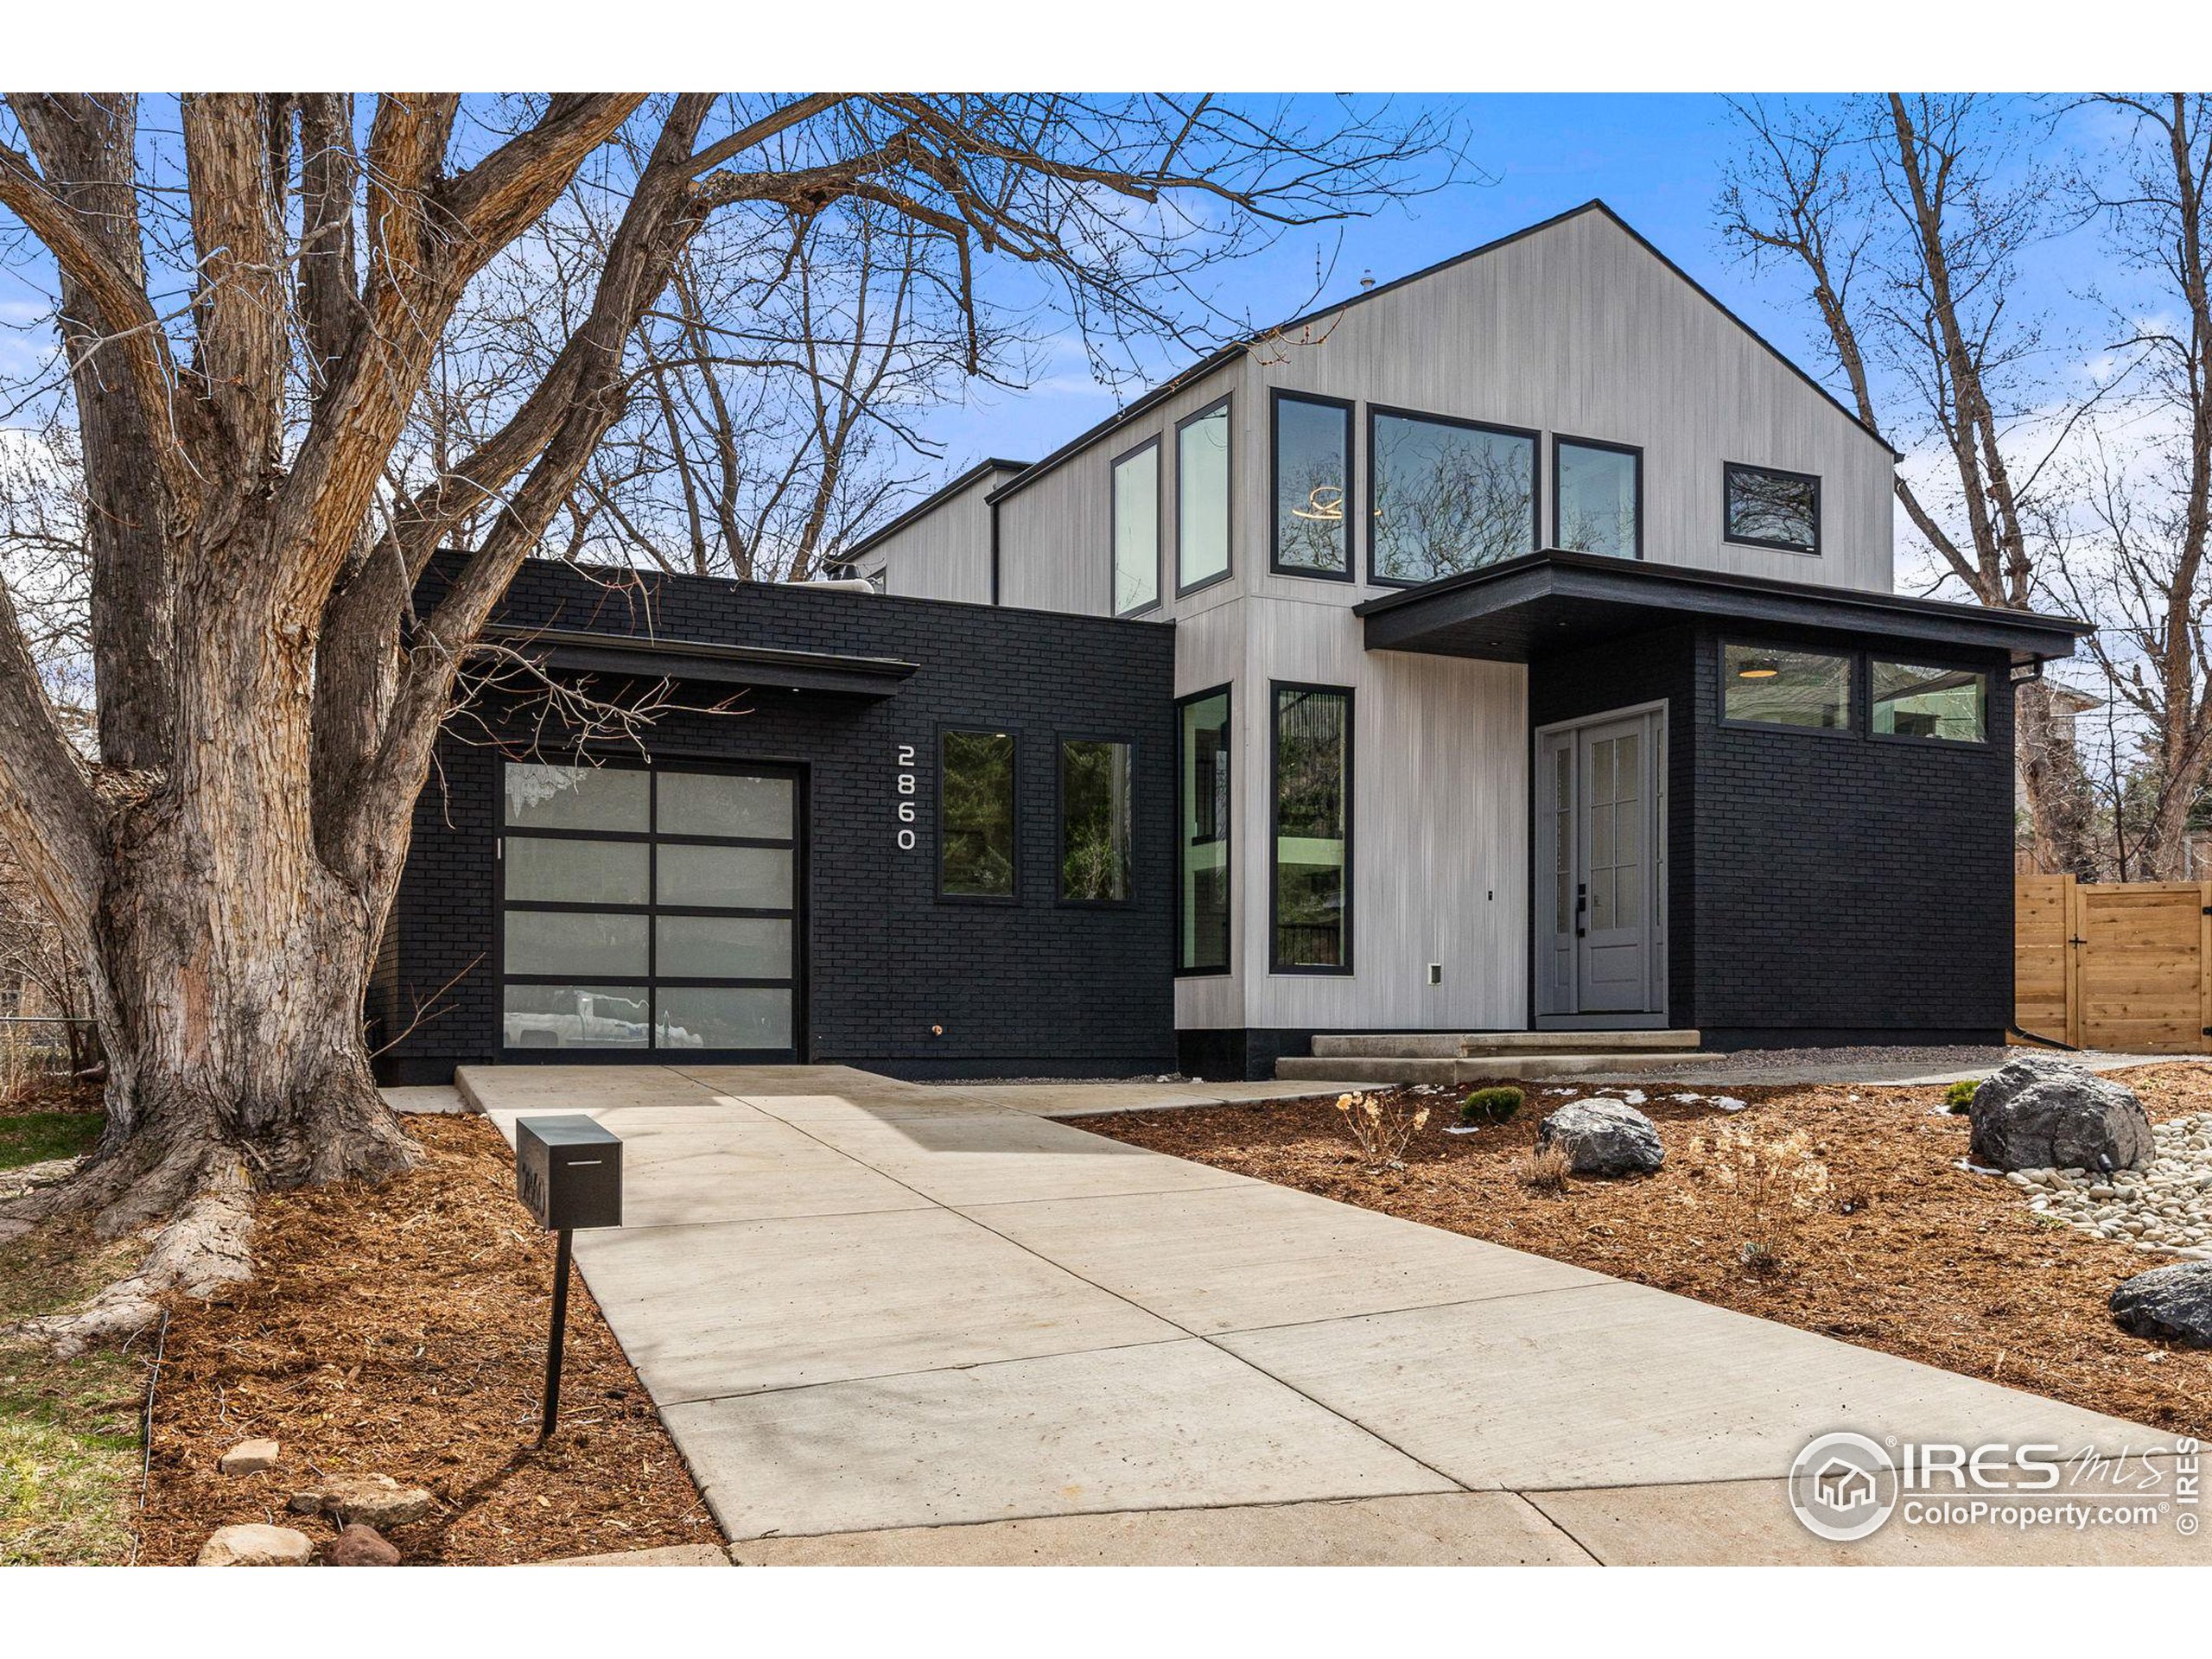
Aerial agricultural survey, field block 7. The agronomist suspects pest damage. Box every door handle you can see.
[1575,881,1587,939]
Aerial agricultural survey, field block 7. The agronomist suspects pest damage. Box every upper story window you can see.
[1271,391,1352,579]
[1111,438,1160,616]
[1177,397,1232,593]
[940,729,1017,900]
[1872,660,1986,743]
[1721,642,1853,731]
[1554,436,1642,560]
[1724,462,1821,555]
[1369,407,1538,585]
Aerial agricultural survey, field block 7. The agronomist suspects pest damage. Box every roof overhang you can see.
[1354,551,2090,668]
[480,625,918,698]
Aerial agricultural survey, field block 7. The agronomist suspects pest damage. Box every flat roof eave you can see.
[1354,550,2091,667]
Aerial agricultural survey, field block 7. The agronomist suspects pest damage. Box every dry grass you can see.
[1084,1064,2212,1440]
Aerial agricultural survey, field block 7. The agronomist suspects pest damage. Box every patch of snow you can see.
[1443,1125,1484,1136]
[1954,1157,2005,1176]
[1669,1092,1703,1103]
[1621,1089,1646,1105]
[1713,1096,1750,1113]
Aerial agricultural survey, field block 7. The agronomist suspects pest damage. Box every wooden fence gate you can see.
[2015,874,2212,1053]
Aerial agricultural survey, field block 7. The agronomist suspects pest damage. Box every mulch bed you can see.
[1082,1064,2212,1440]
[136,1116,718,1565]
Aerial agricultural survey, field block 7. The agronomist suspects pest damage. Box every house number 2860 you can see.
[894,744,919,849]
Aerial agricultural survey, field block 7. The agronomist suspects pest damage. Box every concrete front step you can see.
[1277,1052,1714,1085]
[1311,1030,1702,1059]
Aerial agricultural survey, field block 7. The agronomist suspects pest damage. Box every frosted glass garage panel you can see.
[655,988,792,1050]
[505,836,650,906]
[503,763,649,832]
[654,915,791,979]
[655,843,793,909]
[502,984,650,1048]
[505,910,649,977]
[657,771,793,838]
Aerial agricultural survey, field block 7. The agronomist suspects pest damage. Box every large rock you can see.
[219,1438,280,1476]
[2110,1261,2212,1348]
[1536,1099,1664,1177]
[327,1523,402,1566]
[1969,1056,2152,1173]
[289,1472,435,1529]
[197,1523,315,1566]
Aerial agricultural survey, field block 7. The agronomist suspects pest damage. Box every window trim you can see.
[1175,394,1236,598]
[1054,732,1138,908]
[1173,682,1234,978]
[1716,638,1858,740]
[1109,435,1163,619]
[1868,657,1991,747]
[1552,433,1645,561]
[1365,402,1543,588]
[935,724,1021,906]
[1268,388,1356,582]
[1268,679,1356,978]
[1721,461,1823,556]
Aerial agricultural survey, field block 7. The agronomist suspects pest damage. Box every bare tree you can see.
[2045,95,2212,878]
[0,92,1451,1339]
[1715,94,2104,874]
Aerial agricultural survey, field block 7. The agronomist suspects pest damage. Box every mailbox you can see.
[515,1116,623,1231]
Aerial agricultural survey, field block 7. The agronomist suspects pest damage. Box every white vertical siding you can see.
[862,462,1022,604]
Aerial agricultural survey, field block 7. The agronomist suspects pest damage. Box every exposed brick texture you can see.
[372,559,1177,1082]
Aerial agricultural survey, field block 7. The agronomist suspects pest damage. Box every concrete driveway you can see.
[460,1065,2206,1566]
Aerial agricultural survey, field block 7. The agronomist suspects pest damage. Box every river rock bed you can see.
[2006,1110,2212,1255]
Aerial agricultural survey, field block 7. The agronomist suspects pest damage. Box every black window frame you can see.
[1174,682,1234,977]
[1054,732,1138,908]
[1109,434,1163,619]
[1716,638,1858,740]
[1365,402,1542,589]
[1552,433,1645,561]
[1868,656,1991,747]
[495,753,807,1061]
[1268,680,1356,978]
[1268,387,1356,582]
[1722,461,1822,556]
[936,724,1021,906]
[1175,394,1236,599]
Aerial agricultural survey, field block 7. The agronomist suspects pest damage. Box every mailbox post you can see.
[514,1116,624,1445]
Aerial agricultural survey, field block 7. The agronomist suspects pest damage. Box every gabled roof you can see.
[984,199,1899,512]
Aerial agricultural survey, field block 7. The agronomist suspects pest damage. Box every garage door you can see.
[499,760,802,1058]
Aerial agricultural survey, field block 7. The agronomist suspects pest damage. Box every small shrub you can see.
[1738,1240,1785,1278]
[1518,1142,1571,1196]
[1459,1085,1524,1127]
[1944,1078,1978,1115]
[1331,1091,1429,1168]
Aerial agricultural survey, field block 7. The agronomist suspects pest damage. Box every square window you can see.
[1370,409,1537,583]
[1724,463,1821,554]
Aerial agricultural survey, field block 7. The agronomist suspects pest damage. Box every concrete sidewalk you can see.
[461,1064,2205,1566]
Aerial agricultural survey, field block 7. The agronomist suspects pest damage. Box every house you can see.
[371,201,2088,1086]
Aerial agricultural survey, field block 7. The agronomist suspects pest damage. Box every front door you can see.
[1536,707,1664,1019]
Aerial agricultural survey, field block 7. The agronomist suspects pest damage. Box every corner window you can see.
[1724,462,1821,554]
[1111,440,1160,616]
[1058,739,1133,902]
[1369,407,1537,584]
[940,729,1016,899]
[1554,437,1642,559]
[1177,397,1231,593]
[1176,687,1231,973]
[1721,643,1852,730]
[1271,391,1351,578]
[1872,660,1986,743]
[1271,683,1352,974]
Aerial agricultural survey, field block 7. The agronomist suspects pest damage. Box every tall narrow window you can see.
[940,729,1016,899]
[1058,739,1133,902]
[1554,437,1642,559]
[1369,408,1538,584]
[1111,439,1160,615]
[1176,688,1231,973]
[1177,397,1231,592]
[1271,683,1351,974]
[1724,462,1821,553]
[1271,391,1351,577]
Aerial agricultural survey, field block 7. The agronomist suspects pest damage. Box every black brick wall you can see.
[1531,621,2014,1046]
[372,559,1179,1082]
